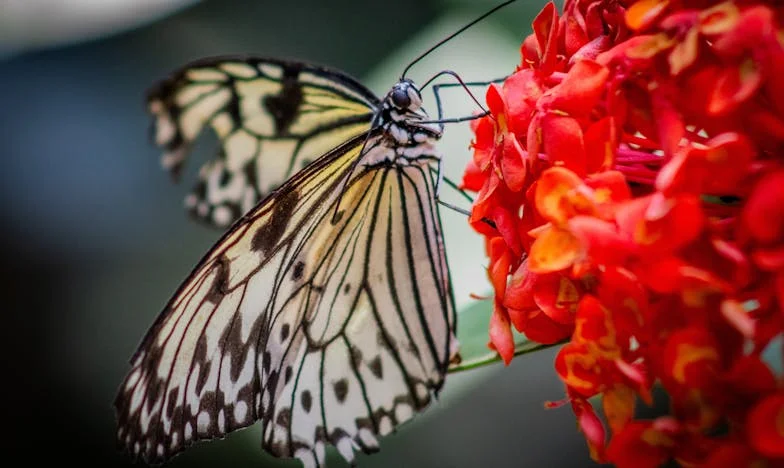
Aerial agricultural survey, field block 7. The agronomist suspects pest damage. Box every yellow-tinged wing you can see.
[147,57,378,228]
[115,130,457,467]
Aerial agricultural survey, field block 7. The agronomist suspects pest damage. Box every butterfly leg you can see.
[428,74,506,203]
[428,77,504,228]
[429,75,498,200]
[436,198,471,217]
[421,71,507,126]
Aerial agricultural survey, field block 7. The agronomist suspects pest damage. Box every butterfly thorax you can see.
[363,79,442,166]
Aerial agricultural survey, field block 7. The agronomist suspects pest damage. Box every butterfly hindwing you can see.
[115,129,457,466]
[262,155,456,466]
[147,57,379,228]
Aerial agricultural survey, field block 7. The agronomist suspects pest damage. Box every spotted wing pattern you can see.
[114,132,457,467]
[147,57,378,228]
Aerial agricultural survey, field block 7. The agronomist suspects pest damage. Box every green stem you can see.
[447,339,565,373]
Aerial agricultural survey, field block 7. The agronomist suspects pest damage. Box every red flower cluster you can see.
[462,1,784,465]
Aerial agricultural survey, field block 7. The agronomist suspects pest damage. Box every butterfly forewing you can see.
[148,57,378,228]
[116,122,457,465]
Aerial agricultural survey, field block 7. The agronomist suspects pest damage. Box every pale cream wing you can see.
[261,154,457,467]
[115,133,457,467]
[147,57,378,228]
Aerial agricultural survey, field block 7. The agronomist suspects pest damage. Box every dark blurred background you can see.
[1,1,599,466]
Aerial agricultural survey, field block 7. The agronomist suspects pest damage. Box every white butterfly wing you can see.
[115,132,457,466]
[147,57,378,228]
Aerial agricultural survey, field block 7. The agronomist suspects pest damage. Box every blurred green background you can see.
[1,0,599,466]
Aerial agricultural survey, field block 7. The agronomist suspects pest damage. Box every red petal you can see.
[470,170,501,225]
[597,267,647,341]
[718,355,777,411]
[460,158,485,192]
[503,69,542,136]
[709,60,762,115]
[584,117,617,173]
[711,5,774,58]
[615,194,706,257]
[657,132,755,196]
[488,205,522,258]
[531,1,560,75]
[488,236,512,298]
[753,244,784,272]
[488,301,515,365]
[572,295,615,347]
[520,34,540,69]
[567,216,635,267]
[523,308,574,343]
[586,170,631,206]
[698,1,739,35]
[603,385,636,433]
[574,399,607,462]
[625,0,670,31]
[644,256,686,293]
[555,342,602,397]
[533,273,580,325]
[606,419,676,468]
[539,60,609,118]
[668,27,699,75]
[651,88,685,159]
[541,114,587,176]
[471,115,496,172]
[504,259,537,311]
[535,167,594,224]
[528,225,582,273]
[485,83,506,118]
[570,35,613,64]
[747,392,784,458]
[742,169,784,245]
[665,327,720,382]
[500,134,527,192]
[563,8,589,57]
[703,443,759,468]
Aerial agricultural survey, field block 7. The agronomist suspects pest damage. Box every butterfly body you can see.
[115,57,458,467]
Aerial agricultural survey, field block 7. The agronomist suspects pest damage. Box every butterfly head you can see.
[389,79,422,112]
[385,79,441,139]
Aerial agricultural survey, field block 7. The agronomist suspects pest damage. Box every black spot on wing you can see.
[276,407,291,427]
[280,323,291,342]
[301,390,312,413]
[263,65,303,136]
[350,346,362,368]
[205,257,230,303]
[369,355,383,379]
[262,350,272,374]
[193,335,212,394]
[292,261,305,280]
[218,165,231,186]
[165,388,178,418]
[333,378,348,403]
[252,189,300,254]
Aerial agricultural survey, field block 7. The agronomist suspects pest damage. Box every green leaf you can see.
[449,295,563,373]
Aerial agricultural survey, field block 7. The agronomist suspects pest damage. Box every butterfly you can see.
[114,56,459,467]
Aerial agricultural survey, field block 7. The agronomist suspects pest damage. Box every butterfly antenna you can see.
[401,0,518,79]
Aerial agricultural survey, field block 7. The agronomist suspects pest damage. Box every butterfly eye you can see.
[391,85,411,109]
